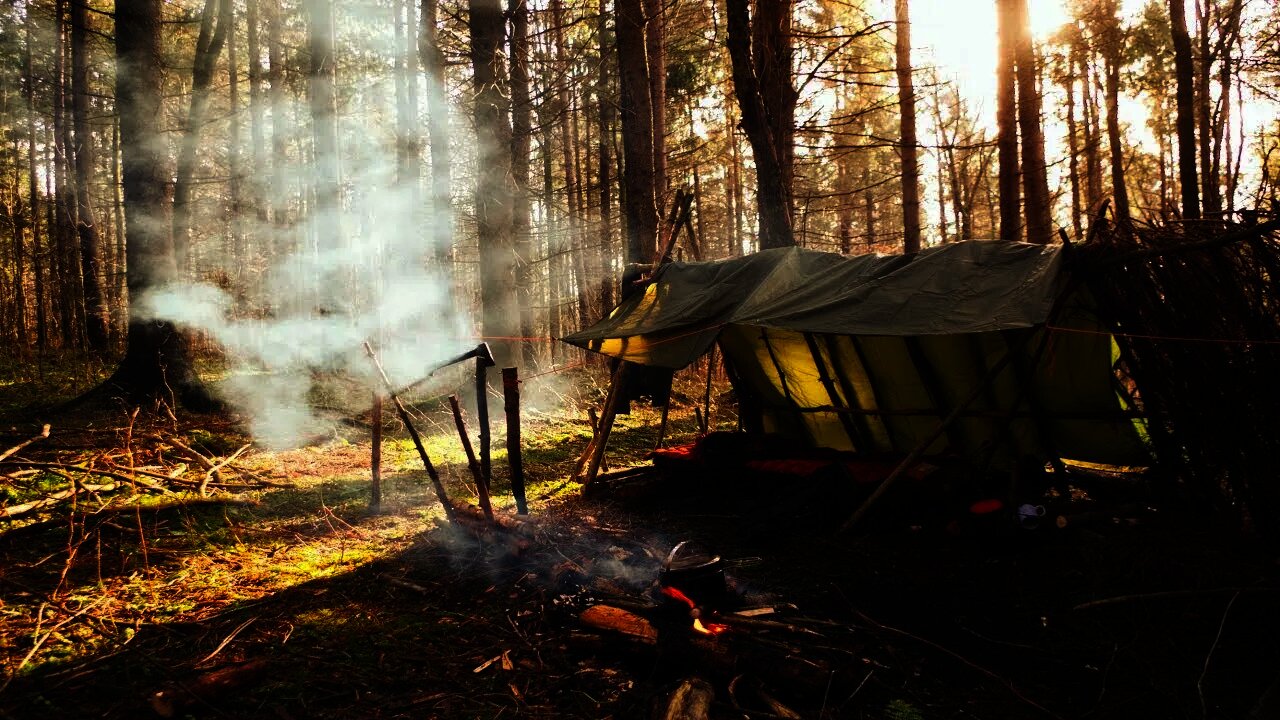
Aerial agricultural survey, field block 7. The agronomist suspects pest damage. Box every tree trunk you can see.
[1170,0,1199,219]
[53,0,82,349]
[995,0,1020,242]
[1195,2,1220,218]
[595,0,615,310]
[306,0,342,262]
[470,0,518,366]
[420,0,453,266]
[509,0,535,368]
[1103,41,1130,224]
[268,0,290,248]
[246,0,268,231]
[725,0,795,249]
[643,0,666,208]
[111,0,212,408]
[1080,43,1103,213]
[616,0,659,265]
[70,0,108,349]
[1012,0,1052,243]
[1063,57,1083,238]
[895,0,920,253]
[227,0,244,266]
[172,0,232,273]
[23,9,41,351]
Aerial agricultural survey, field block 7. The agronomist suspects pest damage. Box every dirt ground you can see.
[2,366,1279,719]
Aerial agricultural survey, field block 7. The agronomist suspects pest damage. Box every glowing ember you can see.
[660,585,696,608]
[661,586,729,636]
[692,618,730,636]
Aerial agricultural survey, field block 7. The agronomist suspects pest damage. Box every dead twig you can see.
[0,599,104,692]
[1198,591,1241,718]
[199,443,251,496]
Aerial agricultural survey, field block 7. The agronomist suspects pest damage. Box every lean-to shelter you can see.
[563,240,1149,473]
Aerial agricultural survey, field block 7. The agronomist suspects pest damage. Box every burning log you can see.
[580,604,659,645]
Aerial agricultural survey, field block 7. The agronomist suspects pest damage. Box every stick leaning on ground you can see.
[363,342,456,523]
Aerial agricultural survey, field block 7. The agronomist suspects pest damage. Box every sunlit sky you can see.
[908,0,1082,124]
[883,0,1273,231]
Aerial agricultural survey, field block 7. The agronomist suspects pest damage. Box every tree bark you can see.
[1103,38,1130,224]
[23,8,41,351]
[306,0,342,260]
[268,0,290,248]
[246,0,268,230]
[420,0,453,266]
[1170,0,1199,219]
[1195,1,1220,218]
[509,0,535,368]
[595,0,615,310]
[70,0,107,349]
[725,0,795,249]
[616,0,659,264]
[643,0,666,206]
[111,0,213,408]
[53,0,82,349]
[470,0,518,366]
[1063,53,1083,238]
[894,0,920,253]
[1012,0,1052,243]
[172,0,233,273]
[995,0,1020,241]
[227,0,244,265]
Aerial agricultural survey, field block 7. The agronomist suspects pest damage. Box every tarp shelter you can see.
[563,240,1149,472]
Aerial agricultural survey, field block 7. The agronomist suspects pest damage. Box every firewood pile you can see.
[0,422,287,523]
[1074,212,1280,544]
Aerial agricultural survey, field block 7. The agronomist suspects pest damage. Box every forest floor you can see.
[1,355,1279,719]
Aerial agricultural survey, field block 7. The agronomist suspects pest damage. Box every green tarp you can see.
[564,241,1149,467]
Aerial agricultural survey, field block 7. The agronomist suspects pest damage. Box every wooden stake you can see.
[654,402,670,449]
[363,342,455,522]
[370,392,382,511]
[701,347,716,433]
[503,367,529,514]
[476,357,492,495]
[449,394,492,520]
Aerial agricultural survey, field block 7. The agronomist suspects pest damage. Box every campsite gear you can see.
[661,541,728,607]
[1017,503,1047,529]
[564,242,1150,482]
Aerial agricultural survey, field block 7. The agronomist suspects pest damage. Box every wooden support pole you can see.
[701,347,716,433]
[580,362,626,491]
[476,356,492,494]
[654,402,670,450]
[370,392,382,511]
[503,367,529,514]
[363,342,455,523]
[841,345,1021,533]
[449,393,493,520]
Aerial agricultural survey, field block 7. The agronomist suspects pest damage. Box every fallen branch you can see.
[0,424,50,462]
[852,608,1061,718]
[0,461,167,491]
[1,480,119,519]
[200,443,251,496]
